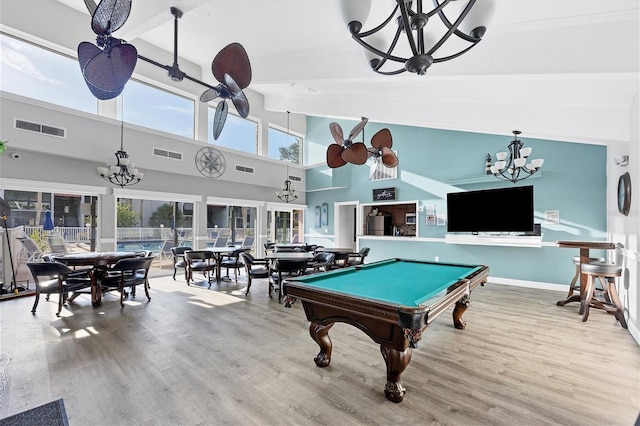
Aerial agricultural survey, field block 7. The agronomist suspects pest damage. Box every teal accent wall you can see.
[304,116,607,285]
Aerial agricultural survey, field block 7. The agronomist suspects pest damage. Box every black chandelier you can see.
[490,131,544,183]
[340,0,495,76]
[276,111,298,203]
[97,98,143,188]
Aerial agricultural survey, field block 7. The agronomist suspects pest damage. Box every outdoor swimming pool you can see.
[117,240,164,252]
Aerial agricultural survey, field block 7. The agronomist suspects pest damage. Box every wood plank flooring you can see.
[1,271,638,425]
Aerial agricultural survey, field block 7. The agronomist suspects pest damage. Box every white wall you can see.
[608,90,640,344]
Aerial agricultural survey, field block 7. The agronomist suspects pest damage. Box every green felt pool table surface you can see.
[287,258,484,306]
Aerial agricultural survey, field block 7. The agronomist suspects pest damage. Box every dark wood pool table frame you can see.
[283,258,489,403]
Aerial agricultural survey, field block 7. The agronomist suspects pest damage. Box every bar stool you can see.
[565,256,605,302]
[580,262,627,328]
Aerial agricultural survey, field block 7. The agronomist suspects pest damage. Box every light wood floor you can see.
[1,270,638,426]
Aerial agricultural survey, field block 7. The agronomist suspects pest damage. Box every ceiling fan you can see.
[326,117,369,168]
[367,128,399,178]
[77,0,252,140]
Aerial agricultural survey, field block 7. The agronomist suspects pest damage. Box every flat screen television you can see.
[447,185,534,233]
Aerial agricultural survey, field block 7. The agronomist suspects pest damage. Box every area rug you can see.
[0,399,68,426]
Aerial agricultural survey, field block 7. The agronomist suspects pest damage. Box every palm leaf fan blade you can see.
[342,142,368,165]
[212,101,229,140]
[92,0,132,35]
[381,147,398,167]
[327,144,347,168]
[371,128,392,149]
[212,43,252,89]
[329,122,344,145]
[224,73,250,117]
[348,117,368,141]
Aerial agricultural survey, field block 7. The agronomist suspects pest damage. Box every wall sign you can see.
[373,187,396,201]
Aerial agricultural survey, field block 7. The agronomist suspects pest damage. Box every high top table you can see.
[555,240,616,311]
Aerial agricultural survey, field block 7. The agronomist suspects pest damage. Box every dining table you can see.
[52,251,140,305]
[555,240,616,310]
[206,246,244,282]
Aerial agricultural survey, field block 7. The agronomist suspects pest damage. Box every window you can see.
[207,108,258,154]
[268,126,302,164]
[121,80,194,139]
[0,33,97,113]
[369,152,398,181]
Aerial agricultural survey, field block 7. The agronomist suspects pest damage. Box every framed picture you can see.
[314,205,321,228]
[373,187,396,201]
[321,203,329,227]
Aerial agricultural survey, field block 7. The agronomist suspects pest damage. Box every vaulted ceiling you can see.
[3,1,639,145]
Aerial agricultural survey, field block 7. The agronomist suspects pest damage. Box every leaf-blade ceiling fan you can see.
[77,0,252,139]
[367,128,398,179]
[326,117,369,168]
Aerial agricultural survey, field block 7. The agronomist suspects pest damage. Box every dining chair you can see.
[220,248,250,282]
[99,256,154,307]
[264,242,276,257]
[239,252,270,295]
[269,259,308,303]
[184,250,215,286]
[347,247,370,266]
[171,246,191,280]
[305,251,335,274]
[27,261,92,316]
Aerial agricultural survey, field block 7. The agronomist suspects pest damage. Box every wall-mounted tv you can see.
[447,185,534,233]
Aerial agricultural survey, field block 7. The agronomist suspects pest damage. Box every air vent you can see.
[235,164,254,174]
[289,175,302,182]
[153,148,183,160]
[14,119,66,138]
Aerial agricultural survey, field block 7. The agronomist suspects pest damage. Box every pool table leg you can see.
[380,346,411,403]
[452,294,471,329]
[310,322,334,367]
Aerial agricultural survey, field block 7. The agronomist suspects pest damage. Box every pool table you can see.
[283,258,489,403]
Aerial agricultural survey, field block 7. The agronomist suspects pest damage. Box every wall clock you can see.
[195,147,226,178]
[617,172,631,216]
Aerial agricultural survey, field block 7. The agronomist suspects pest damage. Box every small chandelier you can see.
[490,131,544,183]
[276,111,298,203]
[97,97,143,188]
[340,0,495,76]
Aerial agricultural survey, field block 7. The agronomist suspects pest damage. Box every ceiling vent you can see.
[14,119,66,138]
[289,175,301,182]
[235,164,254,174]
[153,148,183,160]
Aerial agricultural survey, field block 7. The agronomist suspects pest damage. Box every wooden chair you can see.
[563,255,605,301]
[269,259,308,303]
[27,261,92,316]
[184,250,215,287]
[100,256,153,307]
[171,246,191,280]
[239,252,270,295]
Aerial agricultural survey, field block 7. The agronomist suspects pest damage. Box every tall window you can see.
[0,33,97,113]
[207,108,258,154]
[121,80,194,139]
[268,126,302,164]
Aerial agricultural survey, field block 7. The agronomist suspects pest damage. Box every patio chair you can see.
[47,234,68,255]
[214,236,229,247]
[17,236,45,262]
[241,235,255,248]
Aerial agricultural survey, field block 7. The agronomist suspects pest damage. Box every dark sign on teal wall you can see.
[373,187,396,201]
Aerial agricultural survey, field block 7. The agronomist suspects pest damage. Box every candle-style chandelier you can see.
[97,96,143,187]
[340,0,495,76]
[276,111,298,203]
[490,131,544,183]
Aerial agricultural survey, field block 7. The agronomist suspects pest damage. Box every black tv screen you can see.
[447,186,534,233]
